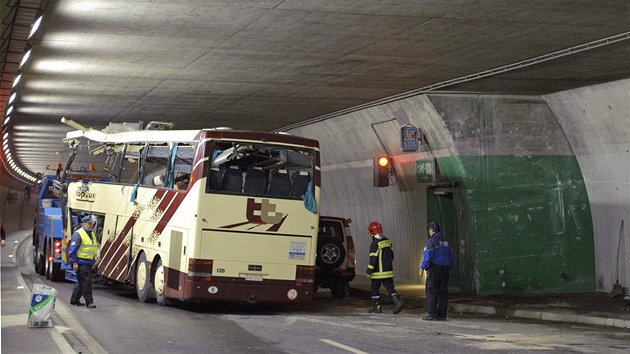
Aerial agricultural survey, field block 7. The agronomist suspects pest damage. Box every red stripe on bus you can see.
[99,188,166,259]
[100,189,166,278]
[103,189,176,278]
[102,190,183,281]
[151,191,186,235]
[99,215,136,262]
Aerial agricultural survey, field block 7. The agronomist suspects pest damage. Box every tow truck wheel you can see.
[34,249,40,273]
[49,256,64,282]
[136,252,155,302]
[155,259,171,306]
[45,247,51,280]
[44,242,65,282]
[36,253,45,276]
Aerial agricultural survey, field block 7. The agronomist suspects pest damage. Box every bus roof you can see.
[65,128,202,144]
[66,128,319,149]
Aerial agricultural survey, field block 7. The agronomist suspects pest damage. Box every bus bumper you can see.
[183,277,315,304]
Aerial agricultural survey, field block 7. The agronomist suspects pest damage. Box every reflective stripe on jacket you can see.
[366,236,394,279]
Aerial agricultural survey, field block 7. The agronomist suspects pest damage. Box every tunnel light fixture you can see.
[12,74,21,88]
[3,116,10,125]
[20,50,31,68]
[28,16,43,39]
[9,93,16,104]
[6,106,13,116]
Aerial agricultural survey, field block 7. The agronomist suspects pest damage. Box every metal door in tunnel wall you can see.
[426,188,461,289]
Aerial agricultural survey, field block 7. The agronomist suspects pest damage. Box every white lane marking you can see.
[14,234,106,353]
[320,339,369,354]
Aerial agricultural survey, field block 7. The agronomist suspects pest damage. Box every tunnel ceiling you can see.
[1,0,630,185]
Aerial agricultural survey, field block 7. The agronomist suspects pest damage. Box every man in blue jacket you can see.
[420,221,456,321]
[69,215,99,308]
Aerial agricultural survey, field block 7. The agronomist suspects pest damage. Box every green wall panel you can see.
[436,155,595,295]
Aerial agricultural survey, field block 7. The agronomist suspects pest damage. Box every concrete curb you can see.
[353,287,630,329]
[450,302,630,329]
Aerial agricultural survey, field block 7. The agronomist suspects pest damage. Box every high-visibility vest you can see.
[76,228,98,260]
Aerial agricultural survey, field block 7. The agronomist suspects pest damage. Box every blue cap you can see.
[81,215,95,223]
[427,221,440,232]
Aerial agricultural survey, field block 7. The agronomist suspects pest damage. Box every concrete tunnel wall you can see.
[0,184,38,235]
[288,78,630,295]
[545,79,630,294]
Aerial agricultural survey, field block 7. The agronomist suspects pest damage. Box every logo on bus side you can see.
[247,198,283,224]
[220,198,288,231]
[76,190,96,202]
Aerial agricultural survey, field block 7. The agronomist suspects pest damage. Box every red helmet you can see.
[367,221,383,235]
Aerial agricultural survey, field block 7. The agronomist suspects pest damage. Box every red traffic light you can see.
[373,156,392,187]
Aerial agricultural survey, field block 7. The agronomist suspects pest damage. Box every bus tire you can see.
[316,237,345,270]
[136,252,155,302]
[154,258,171,306]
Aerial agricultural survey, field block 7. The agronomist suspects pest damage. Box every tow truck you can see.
[32,174,76,282]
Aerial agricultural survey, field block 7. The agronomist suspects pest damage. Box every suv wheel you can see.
[316,237,345,270]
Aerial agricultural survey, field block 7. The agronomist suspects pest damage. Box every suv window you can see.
[319,220,343,240]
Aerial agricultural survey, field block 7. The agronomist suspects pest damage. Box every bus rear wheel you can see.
[136,252,155,302]
[155,259,171,306]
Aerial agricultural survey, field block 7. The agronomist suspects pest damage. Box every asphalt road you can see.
[14,236,630,354]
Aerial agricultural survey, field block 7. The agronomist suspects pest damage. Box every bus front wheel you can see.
[136,252,155,302]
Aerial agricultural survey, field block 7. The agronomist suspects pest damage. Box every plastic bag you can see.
[27,283,57,328]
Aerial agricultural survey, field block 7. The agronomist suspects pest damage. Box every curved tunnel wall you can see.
[1,183,38,235]
[545,79,630,294]
[288,79,630,295]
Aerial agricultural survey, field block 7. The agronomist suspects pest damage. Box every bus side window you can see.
[221,166,243,193]
[289,171,310,198]
[209,167,223,191]
[268,169,290,197]
[243,167,268,196]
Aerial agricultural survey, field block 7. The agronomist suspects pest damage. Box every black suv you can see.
[315,216,356,298]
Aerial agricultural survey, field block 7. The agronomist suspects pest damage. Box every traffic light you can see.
[373,156,392,187]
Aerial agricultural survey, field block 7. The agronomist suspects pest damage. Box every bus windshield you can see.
[207,140,314,199]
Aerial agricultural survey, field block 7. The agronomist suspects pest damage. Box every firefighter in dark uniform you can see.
[420,221,456,320]
[366,221,404,314]
[69,215,99,308]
